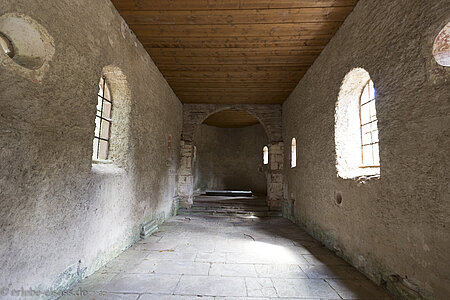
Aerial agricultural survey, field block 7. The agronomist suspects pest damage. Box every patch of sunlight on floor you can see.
[244,241,298,264]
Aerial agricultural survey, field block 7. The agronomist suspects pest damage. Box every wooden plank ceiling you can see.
[112,0,358,126]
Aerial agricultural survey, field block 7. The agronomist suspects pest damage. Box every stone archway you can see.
[177,104,284,211]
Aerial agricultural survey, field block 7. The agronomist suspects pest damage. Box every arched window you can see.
[360,79,380,167]
[335,68,380,179]
[93,76,112,160]
[263,146,269,165]
[433,22,450,67]
[291,138,296,168]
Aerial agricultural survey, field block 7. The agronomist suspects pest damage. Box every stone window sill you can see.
[355,174,380,185]
[92,158,113,164]
[91,160,126,176]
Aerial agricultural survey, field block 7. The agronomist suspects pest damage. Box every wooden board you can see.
[112,0,358,121]
[112,0,358,10]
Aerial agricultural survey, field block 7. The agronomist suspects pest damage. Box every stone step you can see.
[189,205,269,212]
[190,208,269,214]
[194,201,268,206]
[178,195,280,218]
[178,209,270,217]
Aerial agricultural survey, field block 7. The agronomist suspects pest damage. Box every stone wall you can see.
[0,0,182,297]
[282,1,449,299]
[267,142,284,210]
[193,124,268,194]
[177,140,195,204]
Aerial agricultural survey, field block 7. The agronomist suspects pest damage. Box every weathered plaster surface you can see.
[282,1,449,299]
[0,0,182,296]
[193,124,268,194]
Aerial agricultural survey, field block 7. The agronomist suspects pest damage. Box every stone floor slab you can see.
[102,273,180,293]
[61,292,139,300]
[301,264,367,280]
[245,277,278,297]
[146,250,197,261]
[272,278,340,298]
[153,260,210,275]
[195,251,226,263]
[209,263,257,277]
[174,275,247,297]
[326,279,393,299]
[139,295,214,300]
[302,254,348,265]
[254,264,308,278]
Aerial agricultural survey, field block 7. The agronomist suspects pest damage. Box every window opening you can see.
[93,76,112,160]
[359,80,380,167]
[291,138,297,168]
[263,146,269,165]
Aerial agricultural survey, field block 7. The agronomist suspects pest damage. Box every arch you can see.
[335,68,380,179]
[93,65,131,168]
[182,104,282,143]
[199,107,269,134]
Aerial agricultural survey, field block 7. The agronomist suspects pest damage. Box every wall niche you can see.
[0,13,55,82]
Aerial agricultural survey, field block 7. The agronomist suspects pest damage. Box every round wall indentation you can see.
[335,192,343,206]
[0,13,55,81]
[433,22,450,67]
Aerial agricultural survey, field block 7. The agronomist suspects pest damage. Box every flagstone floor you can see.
[61,213,392,300]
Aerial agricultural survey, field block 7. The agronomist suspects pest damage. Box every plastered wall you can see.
[282,1,449,299]
[193,124,268,195]
[0,0,182,296]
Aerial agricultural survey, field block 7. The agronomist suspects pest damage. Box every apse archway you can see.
[182,104,282,144]
[192,108,270,196]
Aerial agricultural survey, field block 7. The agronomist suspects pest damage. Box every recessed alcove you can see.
[0,13,54,80]
[433,22,450,67]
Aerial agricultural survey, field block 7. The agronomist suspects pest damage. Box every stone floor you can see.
[61,214,392,300]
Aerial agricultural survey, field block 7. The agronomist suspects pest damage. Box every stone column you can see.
[267,142,284,211]
[177,140,194,207]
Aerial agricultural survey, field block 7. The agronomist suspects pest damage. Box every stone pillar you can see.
[267,142,284,211]
[177,140,194,207]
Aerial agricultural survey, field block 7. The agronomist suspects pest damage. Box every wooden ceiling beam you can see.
[140,35,333,48]
[161,71,305,79]
[147,47,323,57]
[158,64,309,72]
[165,78,302,83]
[173,89,293,94]
[120,7,353,25]
[112,0,358,11]
[181,95,288,104]
[152,55,317,65]
[169,82,298,89]
[132,22,341,37]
